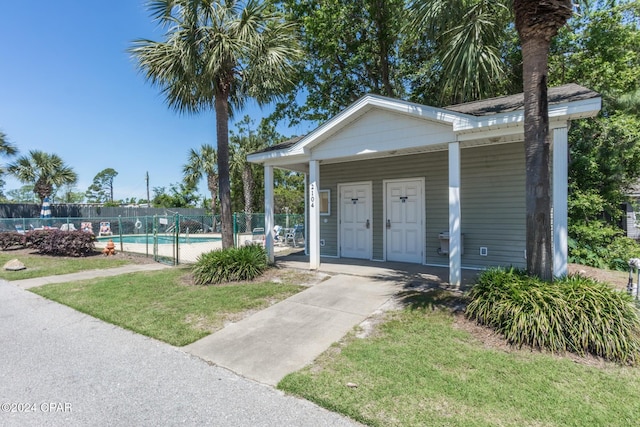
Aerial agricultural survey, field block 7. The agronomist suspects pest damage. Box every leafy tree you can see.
[85,168,118,203]
[274,169,304,214]
[6,185,38,203]
[550,1,640,99]
[183,144,218,217]
[152,183,200,208]
[6,150,77,203]
[274,0,406,124]
[130,0,301,248]
[546,1,640,267]
[59,184,85,203]
[569,113,640,220]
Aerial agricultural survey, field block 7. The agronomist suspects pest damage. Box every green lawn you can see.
[0,251,132,281]
[30,267,306,346]
[278,289,640,427]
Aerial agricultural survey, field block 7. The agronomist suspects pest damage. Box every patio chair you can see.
[245,227,265,246]
[285,224,305,247]
[98,221,112,237]
[81,222,94,234]
[14,224,25,234]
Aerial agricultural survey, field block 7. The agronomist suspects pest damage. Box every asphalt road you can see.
[0,280,358,427]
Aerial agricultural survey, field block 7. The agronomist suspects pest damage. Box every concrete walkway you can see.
[2,255,474,421]
[0,277,358,427]
[185,274,398,386]
[11,263,171,289]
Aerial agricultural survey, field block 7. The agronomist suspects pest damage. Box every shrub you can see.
[192,244,268,285]
[569,221,640,270]
[26,230,96,257]
[466,268,640,365]
[0,232,27,250]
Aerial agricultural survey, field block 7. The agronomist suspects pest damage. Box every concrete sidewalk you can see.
[185,274,398,386]
[12,263,171,289]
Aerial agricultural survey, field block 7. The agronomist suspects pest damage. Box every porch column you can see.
[264,165,275,264]
[449,141,462,289]
[304,173,309,256]
[552,126,569,278]
[309,160,321,269]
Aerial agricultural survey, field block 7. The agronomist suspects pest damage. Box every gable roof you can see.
[248,84,601,165]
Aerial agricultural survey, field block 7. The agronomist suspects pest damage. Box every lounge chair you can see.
[59,223,77,231]
[81,222,94,234]
[98,222,112,236]
[14,224,25,234]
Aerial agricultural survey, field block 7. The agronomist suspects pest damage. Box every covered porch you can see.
[248,84,602,288]
[276,250,480,292]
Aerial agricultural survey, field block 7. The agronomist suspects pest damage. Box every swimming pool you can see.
[98,235,221,245]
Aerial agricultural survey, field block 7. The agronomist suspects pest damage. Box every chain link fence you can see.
[0,212,305,265]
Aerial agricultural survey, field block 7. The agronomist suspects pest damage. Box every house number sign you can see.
[310,183,315,208]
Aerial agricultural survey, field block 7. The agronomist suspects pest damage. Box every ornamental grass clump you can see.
[192,244,268,285]
[466,267,640,365]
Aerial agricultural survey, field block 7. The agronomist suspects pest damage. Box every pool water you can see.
[98,235,220,245]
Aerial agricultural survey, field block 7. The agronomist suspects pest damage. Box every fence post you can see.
[233,213,237,248]
[153,215,158,262]
[117,215,123,253]
[174,214,180,265]
[145,216,149,258]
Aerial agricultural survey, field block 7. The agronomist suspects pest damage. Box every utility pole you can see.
[146,171,150,205]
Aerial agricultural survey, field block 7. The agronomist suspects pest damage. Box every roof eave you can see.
[454,96,602,135]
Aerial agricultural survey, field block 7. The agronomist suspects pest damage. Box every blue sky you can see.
[0,1,311,202]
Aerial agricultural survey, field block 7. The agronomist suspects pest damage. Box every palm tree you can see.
[514,0,574,281]
[0,131,18,158]
[410,0,579,279]
[183,144,219,219]
[6,150,78,202]
[130,0,301,248]
[0,131,18,183]
[229,117,269,231]
[407,0,513,104]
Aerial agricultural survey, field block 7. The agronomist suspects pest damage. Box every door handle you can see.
[366,219,370,229]
[386,219,391,229]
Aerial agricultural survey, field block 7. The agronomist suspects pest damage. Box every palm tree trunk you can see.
[522,36,553,281]
[515,0,573,281]
[215,95,234,249]
[207,174,218,231]
[372,0,394,97]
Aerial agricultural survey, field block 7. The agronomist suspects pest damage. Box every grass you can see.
[0,250,132,281]
[278,289,640,427]
[30,267,306,346]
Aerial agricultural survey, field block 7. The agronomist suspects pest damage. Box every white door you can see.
[386,179,423,263]
[340,183,372,259]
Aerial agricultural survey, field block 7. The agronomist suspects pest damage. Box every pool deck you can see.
[95,233,292,263]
